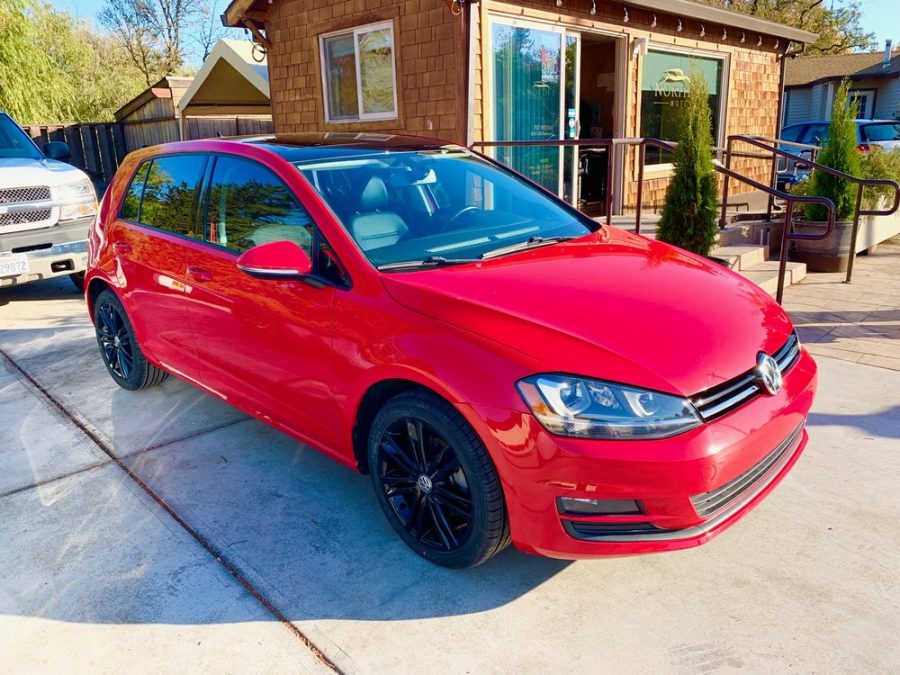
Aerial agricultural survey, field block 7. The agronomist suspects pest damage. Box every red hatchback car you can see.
[85,134,817,568]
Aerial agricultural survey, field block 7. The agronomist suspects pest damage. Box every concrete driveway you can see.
[1,277,898,674]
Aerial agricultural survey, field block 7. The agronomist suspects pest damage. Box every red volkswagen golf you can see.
[85,135,816,568]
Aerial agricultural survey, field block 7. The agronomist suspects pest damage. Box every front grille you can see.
[690,423,804,518]
[0,186,51,205]
[0,209,52,226]
[690,332,800,421]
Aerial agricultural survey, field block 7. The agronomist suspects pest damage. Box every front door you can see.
[490,19,581,205]
[183,154,339,449]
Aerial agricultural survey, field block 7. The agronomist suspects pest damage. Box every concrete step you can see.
[710,244,768,271]
[738,261,808,294]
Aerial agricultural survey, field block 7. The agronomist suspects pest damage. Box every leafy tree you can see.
[0,1,145,123]
[656,69,719,257]
[700,0,875,55]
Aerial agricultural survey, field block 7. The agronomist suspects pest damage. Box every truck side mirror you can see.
[44,141,71,161]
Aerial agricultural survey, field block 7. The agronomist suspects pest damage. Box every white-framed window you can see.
[319,20,398,123]
[639,48,727,166]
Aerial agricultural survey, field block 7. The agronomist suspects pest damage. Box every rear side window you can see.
[131,154,208,237]
[779,125,805,143]
[121,161,150,221]
[204,155,314,255]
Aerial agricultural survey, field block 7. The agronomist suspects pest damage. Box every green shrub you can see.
[859,147,900,210]
[656,68,719,257]
[804,80,861,221]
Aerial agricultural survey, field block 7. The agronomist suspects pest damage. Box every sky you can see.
[49,0,900,61]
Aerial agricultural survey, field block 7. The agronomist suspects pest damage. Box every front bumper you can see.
[0,218,91,287]
[469,349,818,559]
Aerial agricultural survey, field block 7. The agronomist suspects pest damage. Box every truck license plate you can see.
[0,253,29,278]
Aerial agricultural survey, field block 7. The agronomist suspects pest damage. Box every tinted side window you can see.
[139,155,208,236]
[205,156,314,255]
[120,160,150,221]
[779,125,804,143]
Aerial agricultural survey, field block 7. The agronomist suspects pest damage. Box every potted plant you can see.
[790,80,861,272]
[656,68,720,260]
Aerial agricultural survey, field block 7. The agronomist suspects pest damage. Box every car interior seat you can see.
[350,176,408,251]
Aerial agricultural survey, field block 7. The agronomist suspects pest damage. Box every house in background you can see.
[177,38,273,139]
[221,0,815,212]
[783,41,900,126]
[114,76,193,149]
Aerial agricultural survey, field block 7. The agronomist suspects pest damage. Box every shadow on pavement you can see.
[808,405,900,440]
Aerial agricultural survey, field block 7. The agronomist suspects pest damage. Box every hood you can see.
[381,228,793,396]
[0,157,90,188]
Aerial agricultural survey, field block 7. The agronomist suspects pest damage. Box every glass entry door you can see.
[491,19,580,205]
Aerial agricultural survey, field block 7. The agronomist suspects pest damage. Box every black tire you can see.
[69,271,85,293]
[93,289,168,390]
[368,390,510,568]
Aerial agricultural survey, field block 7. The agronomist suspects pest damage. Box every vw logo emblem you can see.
[417,475,433,493]
[755,352,783,395]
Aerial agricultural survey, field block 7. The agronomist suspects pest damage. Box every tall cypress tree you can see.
[656,69,719,257]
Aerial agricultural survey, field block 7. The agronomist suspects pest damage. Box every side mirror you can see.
[236,240,313,279]
[44,141,71,161]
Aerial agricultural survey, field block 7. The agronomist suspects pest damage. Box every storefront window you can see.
[640,50,723,165]
[320,21,397,122]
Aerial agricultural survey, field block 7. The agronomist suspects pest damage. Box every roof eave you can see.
[221,0,818,43]
[625,0,817,43]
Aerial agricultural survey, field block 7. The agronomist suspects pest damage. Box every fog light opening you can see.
[556,497,643,516]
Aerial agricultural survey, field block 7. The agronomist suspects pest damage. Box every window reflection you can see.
[205,156,314,255]
[139,155,208,236]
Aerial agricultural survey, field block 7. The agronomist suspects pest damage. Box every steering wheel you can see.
[437,205,480,233]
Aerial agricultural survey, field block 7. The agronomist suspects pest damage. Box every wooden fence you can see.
[22,115,274,190]
[22,123,126,190]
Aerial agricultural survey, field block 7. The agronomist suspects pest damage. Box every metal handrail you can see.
[638,138,837,303]
[724,134,900,285]
[471,136,837,304]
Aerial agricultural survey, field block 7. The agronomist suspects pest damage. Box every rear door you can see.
[184,154,341,448]
[109,154,208,379]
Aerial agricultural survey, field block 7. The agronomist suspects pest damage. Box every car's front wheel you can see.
[368,390,509,568]
[93,289,168,390]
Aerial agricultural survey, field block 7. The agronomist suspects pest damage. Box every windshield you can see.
[0,114,42,160]
[293,148,594,268]
[861,122,900,142]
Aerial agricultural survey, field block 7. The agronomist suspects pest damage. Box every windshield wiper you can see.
[377,255,480,271]
[480,235,576,260]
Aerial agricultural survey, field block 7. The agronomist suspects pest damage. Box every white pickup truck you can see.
[0,111,97,290]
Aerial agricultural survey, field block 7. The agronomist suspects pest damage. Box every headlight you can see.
[54,178,97,221]
[517,374,702,440]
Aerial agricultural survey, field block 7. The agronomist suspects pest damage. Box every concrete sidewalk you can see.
[1,276,899,674]
[783,236,900,372]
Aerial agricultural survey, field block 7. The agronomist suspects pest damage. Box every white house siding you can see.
[784,87,813,125]
[873,78,900,119]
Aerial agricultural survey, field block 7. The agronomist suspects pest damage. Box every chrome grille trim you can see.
[0,186,51,205]
[0,209,53,226]
[690,332,800,422]
[690,423,804,518]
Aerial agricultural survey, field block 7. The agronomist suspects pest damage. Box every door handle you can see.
[186,266,213,282]
[113,241,131,255]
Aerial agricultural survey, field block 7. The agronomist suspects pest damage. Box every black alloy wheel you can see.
[368,390,509,568]
[93,289,168,390]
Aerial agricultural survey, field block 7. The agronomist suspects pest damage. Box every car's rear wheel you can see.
[368,390,509,568]
[94,289,168,390]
